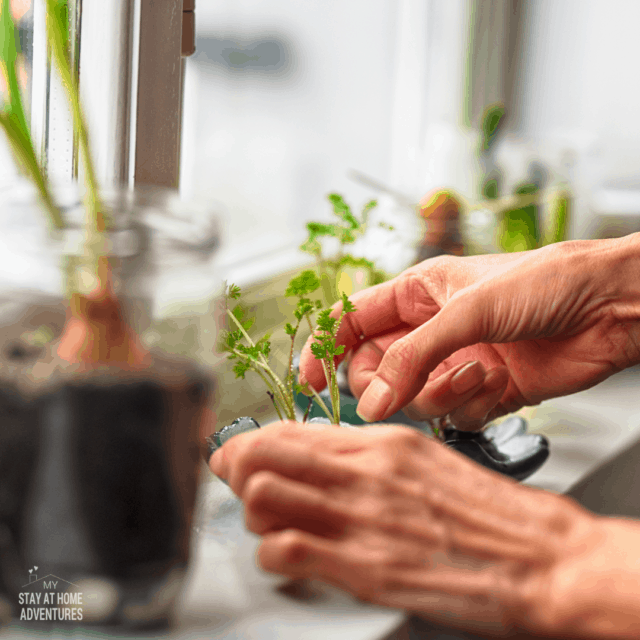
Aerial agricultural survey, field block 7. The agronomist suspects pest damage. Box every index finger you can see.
[209,421,368,492]
[209,420,417,494]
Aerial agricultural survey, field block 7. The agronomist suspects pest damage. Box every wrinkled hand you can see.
[209,421,601,637]
[299,236,640,428]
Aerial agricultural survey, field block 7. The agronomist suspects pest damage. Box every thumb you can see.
[355,291,488,422]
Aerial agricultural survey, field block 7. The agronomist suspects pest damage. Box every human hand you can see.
[209,421,603,637]
[299,235,640,427]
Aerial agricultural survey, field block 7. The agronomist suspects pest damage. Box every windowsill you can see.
[213,238,314,290]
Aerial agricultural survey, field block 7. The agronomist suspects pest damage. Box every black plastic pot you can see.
[0,353,210,629]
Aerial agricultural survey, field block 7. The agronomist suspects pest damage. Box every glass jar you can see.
[0,181,221,630]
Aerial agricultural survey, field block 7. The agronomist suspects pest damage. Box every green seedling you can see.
[220,273,357,425]
[308,292,356,425]
[301,193,387,306]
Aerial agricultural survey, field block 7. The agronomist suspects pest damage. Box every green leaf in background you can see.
[360,199,377,225]
[328,193,359,230]
[285,269,321,297]
[227,283,242,300]
[500,182,539,253]
[0,0,62,228]
[46,0,70,65]
[542,188,570,245]
[482,176,500,200]
[481,103,505,152]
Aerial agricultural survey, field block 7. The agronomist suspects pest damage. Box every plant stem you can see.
[227,309,296,419]
[307,315,331,389]
[230,347,292,420]
[226,309,256,346]
[329,356,340,424]
[0,0,63,229]
[45,0,102,258]
[302,397,313,422]
[287,317,302,408]
[305,384,333,422]
[266,391,285,423]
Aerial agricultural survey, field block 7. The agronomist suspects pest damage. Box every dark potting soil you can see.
[0,361,211,624]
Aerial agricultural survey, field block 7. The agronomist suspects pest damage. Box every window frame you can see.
[29,0,185,191]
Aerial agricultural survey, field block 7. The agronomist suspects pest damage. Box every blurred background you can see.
[5,0,640,285]
[179,0,640,282]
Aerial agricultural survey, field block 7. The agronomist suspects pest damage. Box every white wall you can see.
[181,0,399,279]
[500,0,640,237]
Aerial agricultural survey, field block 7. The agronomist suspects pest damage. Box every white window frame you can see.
[30,0,185,191]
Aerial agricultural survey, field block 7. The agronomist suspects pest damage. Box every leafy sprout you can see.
[309,292,357,424]
[300,194,387,305]
[219,277,357,425]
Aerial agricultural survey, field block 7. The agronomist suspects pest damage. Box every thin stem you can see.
[330,355,340,424]
[226,308,257,347]
[302,396,313,422]
[305,384,333,422]
[266,391,285,422]
[229,346,293,420]
[307,315,332,395]
[287,317,302,406]
[227,308,271,373]
[329,305,352,423]
[252,359,294,419]
[306,315,315,335]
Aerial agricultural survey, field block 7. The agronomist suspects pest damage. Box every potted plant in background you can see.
[0,0,215,629]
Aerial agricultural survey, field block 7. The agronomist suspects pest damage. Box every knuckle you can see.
[353,495,388,525]
[377,453,413,479]
[385,426,425,452]
[272,420,303,437]
[279,530,310,565]
[243,471,278,511]
[385,337,419,373]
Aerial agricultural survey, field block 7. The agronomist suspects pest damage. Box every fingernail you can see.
[357,378,393,422]
[451,361,484,395]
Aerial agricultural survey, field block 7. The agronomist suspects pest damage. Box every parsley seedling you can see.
[220,273,357,425]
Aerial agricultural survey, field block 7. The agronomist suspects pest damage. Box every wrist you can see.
[541,517,640,639]
[603,232,640,324]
